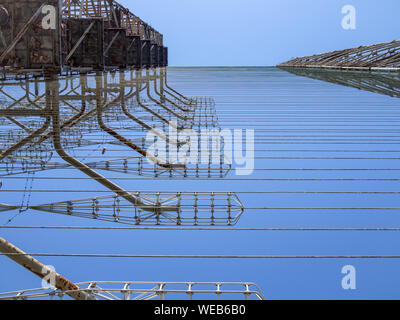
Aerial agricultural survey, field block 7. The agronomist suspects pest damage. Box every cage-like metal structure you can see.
[30,192,244,226]
[279,40,400,71]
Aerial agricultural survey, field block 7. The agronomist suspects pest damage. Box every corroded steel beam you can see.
[61,0,163,45]
[0,0,166,75]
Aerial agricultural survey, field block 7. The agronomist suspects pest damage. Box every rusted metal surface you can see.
[279,40,400,71]
[0,236,94,300]
[158,45,165,67]
[61,0,163,46]
[0,0,167,76]
[0,0,61,73]
[64,18,104,69]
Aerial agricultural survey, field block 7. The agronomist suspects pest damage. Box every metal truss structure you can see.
[0,281,265,300]
[0,69,237,226]
[62,0,163,44]
[279,40,400,71]
[0,70,225,180]
[281,67,400,98]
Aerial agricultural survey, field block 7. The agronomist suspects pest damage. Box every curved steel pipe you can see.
[134,70,179,129]
[96,73,176,170]
[151,68,192,113]
[144,69,188,121]
[162,67,192,102]
[118,72,180,146]
[155,68,193,109]
[48,75,176,212]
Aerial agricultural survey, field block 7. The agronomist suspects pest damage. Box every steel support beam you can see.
[0,236,95,300]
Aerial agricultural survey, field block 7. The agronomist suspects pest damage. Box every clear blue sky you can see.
[118,0,399,66]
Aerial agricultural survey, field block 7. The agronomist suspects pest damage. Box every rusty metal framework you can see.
[0,70,233,226]
[279,40,400,71]
[61,0,163,44]
[0,0,166,77]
